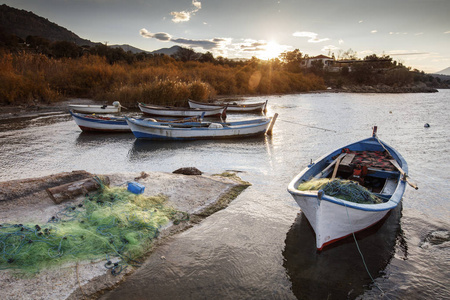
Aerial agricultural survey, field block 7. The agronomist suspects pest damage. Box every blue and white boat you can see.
[69,111,130,132]
[138,103,226,118]
[287,127,417,250]
[126,115,276,140]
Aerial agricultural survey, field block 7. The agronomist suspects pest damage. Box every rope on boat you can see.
[277,119,337,133]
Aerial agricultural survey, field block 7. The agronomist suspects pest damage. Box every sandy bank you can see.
[0,170,250,299]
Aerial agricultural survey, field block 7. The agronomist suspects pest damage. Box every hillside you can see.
[0,4,96,46]
[434,67,450,76]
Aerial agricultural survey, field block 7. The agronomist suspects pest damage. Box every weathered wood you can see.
[266,113,278,135]
[331,154,346,180]
[340,153,356,167]
[389,160,418,190]
[46,176,110,204]
[0,171,93,202]
[314,153,346,179]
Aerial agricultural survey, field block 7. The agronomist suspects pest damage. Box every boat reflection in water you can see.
[283,204,406,300]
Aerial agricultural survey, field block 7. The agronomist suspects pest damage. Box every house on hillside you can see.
[301,55,339,71]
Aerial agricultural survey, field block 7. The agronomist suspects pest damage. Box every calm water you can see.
[1,91,449,299]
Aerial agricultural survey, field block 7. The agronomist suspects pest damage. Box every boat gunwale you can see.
[188,99,266,108]
[138,102,224,112]
[126,117,271,130]
[70,111,127,125]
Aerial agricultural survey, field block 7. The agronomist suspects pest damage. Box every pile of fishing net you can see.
[0,185,189,274]
[297,178,383,204]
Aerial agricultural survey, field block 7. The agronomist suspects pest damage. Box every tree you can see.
[172,47,199,62]
[279,49,303,73]
[50,41,80,58]
[199,51,215,63]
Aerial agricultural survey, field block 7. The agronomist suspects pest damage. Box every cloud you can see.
[292,31,329,43]
[387,51,429,56]
[171,37,229,50]
[140,29,172,41]
[171,0,202,23]
[445,31,450,34]
[371,30,378,33]
[140,28,230,50]
[338,39,344,45]
[239,40,268,52]
[171,11,191,23]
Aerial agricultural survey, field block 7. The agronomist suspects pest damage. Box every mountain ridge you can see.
[0,4,97,46]
[0,4,178,55]
[434,67,450,76]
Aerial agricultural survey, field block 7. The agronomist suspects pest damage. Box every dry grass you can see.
[0,52,326,106]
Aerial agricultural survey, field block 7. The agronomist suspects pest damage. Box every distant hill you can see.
[151,46,182,56]
[434,67,450,76]
[109,44,150,54]
[109,45,184,56]
[0,4,97,46]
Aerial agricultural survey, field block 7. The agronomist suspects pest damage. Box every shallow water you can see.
[1,91,449,299]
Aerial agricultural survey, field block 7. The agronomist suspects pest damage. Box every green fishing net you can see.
[0,184,189,275]
[297,178,383,204]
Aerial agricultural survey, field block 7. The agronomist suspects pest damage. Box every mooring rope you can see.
[341,200,389,298]
[277,118,337,133]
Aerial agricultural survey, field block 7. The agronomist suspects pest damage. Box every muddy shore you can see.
[0,170,250,299]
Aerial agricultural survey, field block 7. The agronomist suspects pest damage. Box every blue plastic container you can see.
[127,181,145,194]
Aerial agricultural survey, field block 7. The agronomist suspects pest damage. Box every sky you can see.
[3,0,450,73]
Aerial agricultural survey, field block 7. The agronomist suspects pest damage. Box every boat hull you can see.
[70,111,130,132]
[126,117,272,140]
[287,136,407,250]
[188,99,267,112]
[68,105,120,114]
[139,103,224,117]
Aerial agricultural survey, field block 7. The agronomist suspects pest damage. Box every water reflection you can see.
[128,136,273,162]
[0,113,70,132]
[75,131,134,146]
[283,204,404,300]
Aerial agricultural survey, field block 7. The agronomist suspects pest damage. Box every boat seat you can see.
[337,153,356,173]
[380,178,398,195]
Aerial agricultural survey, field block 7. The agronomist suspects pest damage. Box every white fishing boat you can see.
[126,115,277,140]
[138,103,225,118]
[188,99,268,113]
[68,101,122,114]
[287,127,417,250]
[69,111,129,132]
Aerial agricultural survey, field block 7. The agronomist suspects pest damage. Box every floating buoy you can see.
[424,123,430,128]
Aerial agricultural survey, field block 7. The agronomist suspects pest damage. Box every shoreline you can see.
[0,86,441,121]
[0,170,251,299]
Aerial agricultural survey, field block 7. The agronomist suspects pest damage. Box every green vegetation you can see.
[0,184,188,274]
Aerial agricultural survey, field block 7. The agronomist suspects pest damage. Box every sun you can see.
[258,40,285,60]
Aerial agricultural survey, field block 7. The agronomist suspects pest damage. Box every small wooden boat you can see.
[138,103,226,118]
[68,101,122,114]
[125,115,276,140]
[188,99,268,113]
[69,111,130,132]
[287,127,417,250]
